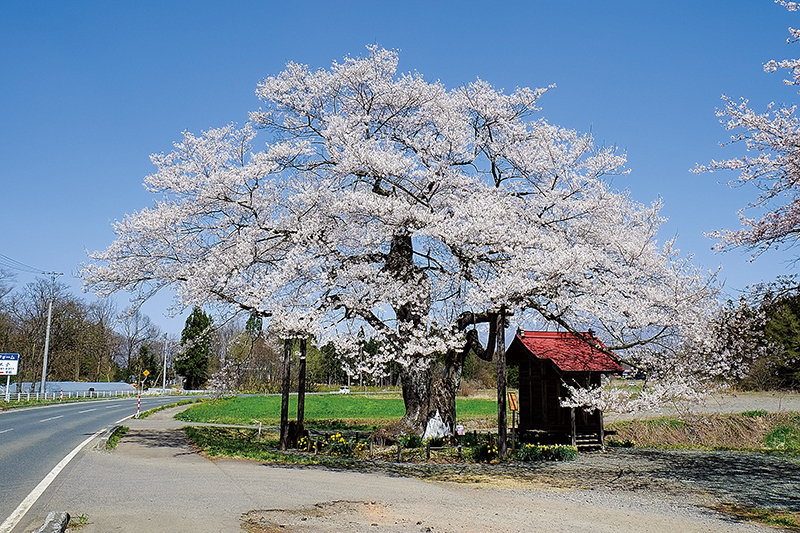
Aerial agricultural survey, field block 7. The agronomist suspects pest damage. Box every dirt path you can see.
[606,390,800,421]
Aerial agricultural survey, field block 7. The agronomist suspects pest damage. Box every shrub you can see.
[458,432,480,446]
[326,432,352,456]
[470,442,499,462]
[741,410,768,418]
[516,444,578,462]
[399,434,423,449]
[424,436,446,448]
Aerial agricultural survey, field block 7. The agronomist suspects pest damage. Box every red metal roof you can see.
[510,331,623,373]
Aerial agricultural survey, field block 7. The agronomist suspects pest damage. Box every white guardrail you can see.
[1,389,209,402]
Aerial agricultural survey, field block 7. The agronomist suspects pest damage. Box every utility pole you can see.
[40,271,62,396]
[162,333,168,394]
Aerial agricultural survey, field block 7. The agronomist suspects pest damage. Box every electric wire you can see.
[0,253,61,278]
[0,253,44,274]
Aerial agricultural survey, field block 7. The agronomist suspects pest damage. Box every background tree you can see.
[118,309,159,381]
[0,277,127,387]
[175,307,212,390]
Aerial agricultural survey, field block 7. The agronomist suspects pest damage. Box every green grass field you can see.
[176,393,499,429]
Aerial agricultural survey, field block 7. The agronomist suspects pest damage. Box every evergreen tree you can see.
[175,307,212,390]
[764,293,800,388]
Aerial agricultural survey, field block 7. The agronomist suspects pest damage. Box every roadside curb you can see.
[94,425,121,451]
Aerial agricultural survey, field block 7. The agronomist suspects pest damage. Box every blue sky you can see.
[1,1,797,336]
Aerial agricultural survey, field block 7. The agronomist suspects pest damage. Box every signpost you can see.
[1,353,20,402]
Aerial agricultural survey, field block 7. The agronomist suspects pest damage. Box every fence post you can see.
[426,440,431,461]
[397,443,402,462]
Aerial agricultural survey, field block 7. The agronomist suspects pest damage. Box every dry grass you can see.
[608,411,800,451]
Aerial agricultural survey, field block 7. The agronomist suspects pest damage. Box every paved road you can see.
[0,395,191,530]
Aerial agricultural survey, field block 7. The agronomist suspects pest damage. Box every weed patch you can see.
[67,513,89,530]
[764,425,800,453]
[105,426,129,450]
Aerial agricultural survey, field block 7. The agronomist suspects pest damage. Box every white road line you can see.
[38,415,64,423]
[78,408,97,414]
[0,428,13,434]
[0,428,105,533]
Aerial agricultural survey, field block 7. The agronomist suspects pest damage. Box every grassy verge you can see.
[136,399,200,419]
[607,411,800,454]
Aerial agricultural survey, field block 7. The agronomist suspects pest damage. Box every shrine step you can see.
[574,433,603,450]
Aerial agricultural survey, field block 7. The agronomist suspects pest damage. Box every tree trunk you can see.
[399,345,468,436]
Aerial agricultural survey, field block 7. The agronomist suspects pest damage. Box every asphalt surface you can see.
[13,405,780,533]
[0,395,192,532]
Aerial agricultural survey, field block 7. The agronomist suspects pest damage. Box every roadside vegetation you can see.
[714,504,800,532]
[136,399,199,419]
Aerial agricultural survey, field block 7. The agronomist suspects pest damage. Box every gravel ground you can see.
[28,394,800,533]
[237,390,800,532]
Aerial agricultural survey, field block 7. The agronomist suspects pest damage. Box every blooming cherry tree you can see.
[85,46,732,435]
[698,2,800,260]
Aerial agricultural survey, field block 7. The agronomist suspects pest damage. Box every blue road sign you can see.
[0,353,20,375]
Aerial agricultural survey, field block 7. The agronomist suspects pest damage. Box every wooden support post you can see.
[296,338,307,446]
[511,410,517,451]
[426,439,431,461]
[279,338,292,451]
[599,409,605,450]
[496,306,508,459]
[570,407,577,447]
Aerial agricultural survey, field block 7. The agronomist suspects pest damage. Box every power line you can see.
[0,253,46,275]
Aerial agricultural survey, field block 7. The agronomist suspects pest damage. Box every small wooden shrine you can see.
[506,330,623,449]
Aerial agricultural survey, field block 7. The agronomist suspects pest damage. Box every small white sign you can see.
[0,353,20,376]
